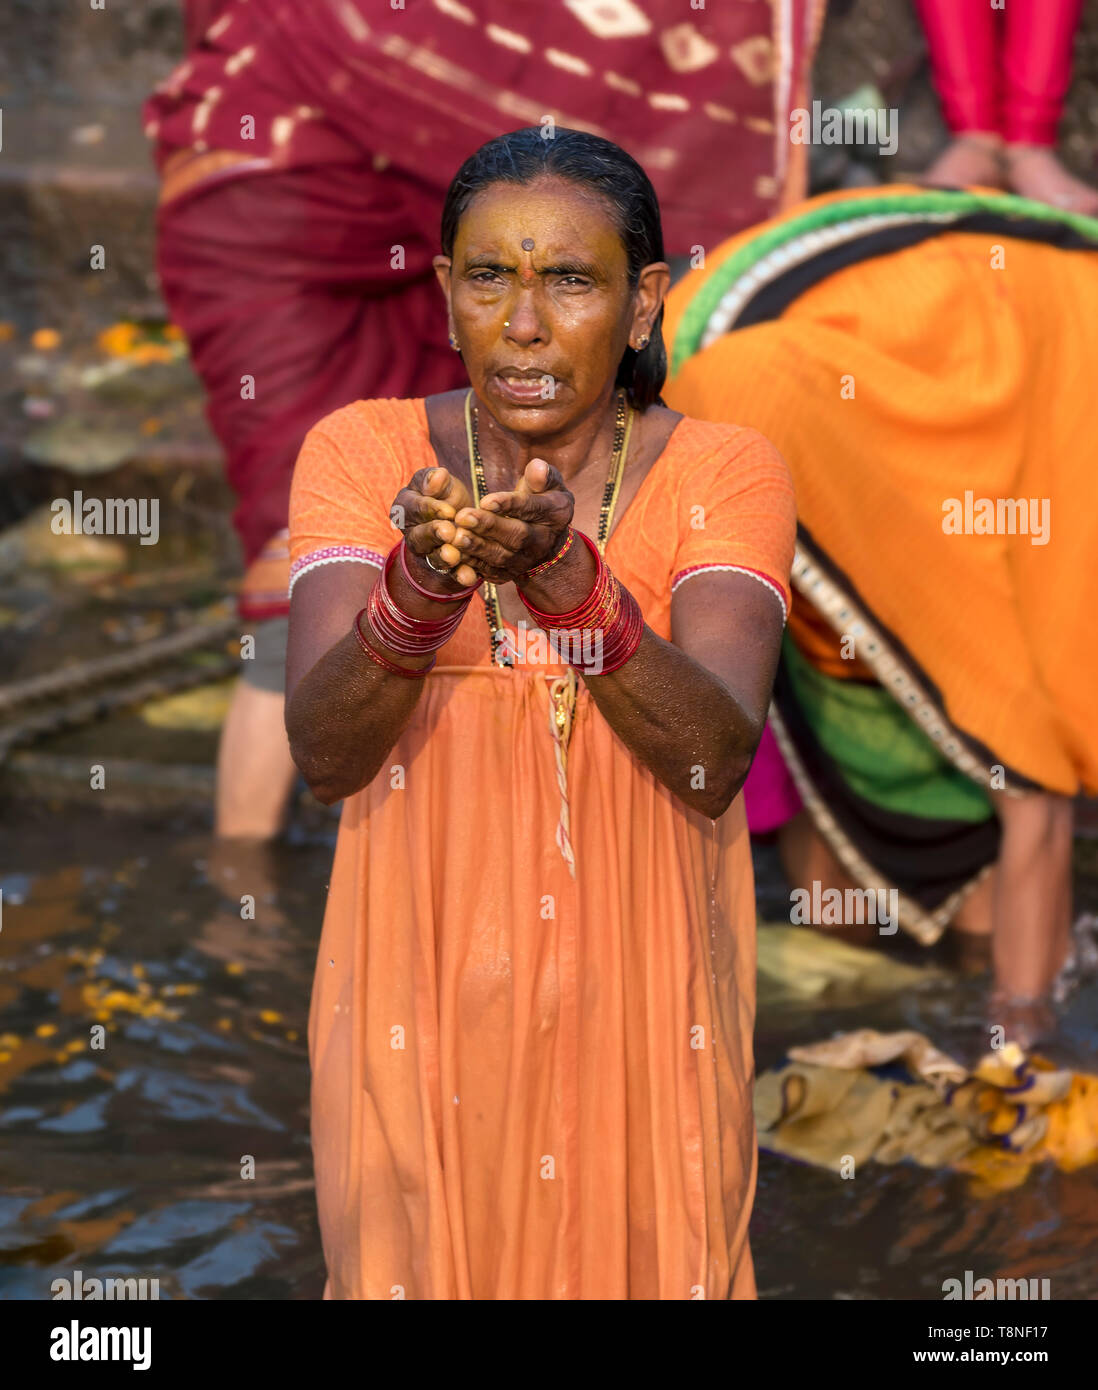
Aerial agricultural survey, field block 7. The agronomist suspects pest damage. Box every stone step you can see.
[5,748,216,813]
[1,747,336,836]
[1,0,183,331]
[1,311,226,539]
[0,158,164,337]
[0,0,183,102]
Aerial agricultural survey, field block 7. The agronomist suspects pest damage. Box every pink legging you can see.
[915,0,1084,146]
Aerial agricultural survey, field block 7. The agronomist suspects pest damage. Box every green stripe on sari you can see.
[669,188,1098,377]
[781,635,993,824]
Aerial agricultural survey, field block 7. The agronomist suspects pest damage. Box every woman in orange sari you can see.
[661,183,1098,1047]
[284,128,795,1299]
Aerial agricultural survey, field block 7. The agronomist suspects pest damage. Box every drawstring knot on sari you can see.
[546,668,579,879]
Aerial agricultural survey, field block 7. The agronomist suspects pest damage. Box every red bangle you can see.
[590,588,644,674]
[368,583,463,657]
[518,530,603,626]
[353,607,435,677]
[369,547,470,654]
[398,539,482,602]
[523,526,575,580]
[518,530,645,676]
[375,574,458,637]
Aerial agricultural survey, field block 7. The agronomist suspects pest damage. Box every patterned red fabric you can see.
[148,0,825,252]
[155,162,466,573]
[148,0,825,599]
[181,1,234,51]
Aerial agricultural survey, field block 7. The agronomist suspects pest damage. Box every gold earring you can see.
[449,330,461,351]
[636,333,649,350]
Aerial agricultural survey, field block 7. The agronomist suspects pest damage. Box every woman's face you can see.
[434,175,668,435]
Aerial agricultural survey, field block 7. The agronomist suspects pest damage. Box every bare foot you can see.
[920,132,1004,191]
[986,989,1057,1052]
[1005,144,1098,216]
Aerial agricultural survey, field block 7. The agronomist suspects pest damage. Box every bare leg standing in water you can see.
[216,684,299,839]
[986,791,1074,1037]
[777,792,1075,1044]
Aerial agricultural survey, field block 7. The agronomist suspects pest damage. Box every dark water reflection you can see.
[752,969,1098,1301]
[1,808,1095,1300]
[0,813,327,1299]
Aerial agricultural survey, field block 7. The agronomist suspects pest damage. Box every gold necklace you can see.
[463,388,635,666]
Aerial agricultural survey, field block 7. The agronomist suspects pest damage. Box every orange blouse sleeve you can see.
[288,405,402,596]
[670,424,796,622]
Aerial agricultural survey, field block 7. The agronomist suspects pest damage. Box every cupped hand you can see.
[443,459,575,584]
[392,466,479,588]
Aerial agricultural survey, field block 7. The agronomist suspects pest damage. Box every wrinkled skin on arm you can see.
[287,457,783,817]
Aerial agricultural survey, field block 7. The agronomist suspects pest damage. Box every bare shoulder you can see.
[423,388,474,477]
[636,402,684,461]
[423,388,471,434]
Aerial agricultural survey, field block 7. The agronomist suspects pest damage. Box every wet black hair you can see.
[440,126,668,411]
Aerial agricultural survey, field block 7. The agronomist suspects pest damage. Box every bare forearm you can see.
[285,628,425,803]
[584,630,760,818]
[520,543,759,818]
[285,556,465,803]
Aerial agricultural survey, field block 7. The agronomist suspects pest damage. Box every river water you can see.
[2,805,1096,1300]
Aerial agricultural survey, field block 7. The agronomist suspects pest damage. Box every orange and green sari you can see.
[663,185,1098,945]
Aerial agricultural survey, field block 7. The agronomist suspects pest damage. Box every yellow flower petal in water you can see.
[974,1042,1027,1088]
[1044,1078,1098,1172]
[956,1145,1034,1195]
[132,344,174,365]
[97,322,139,356]
[986,1102,1020,1136]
